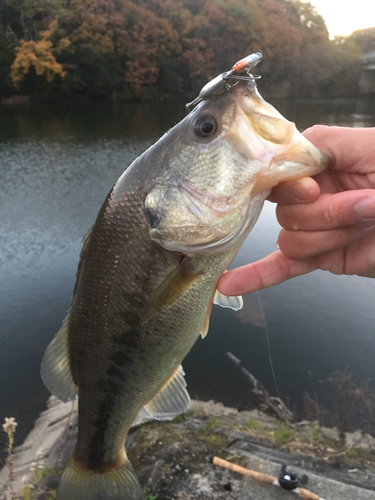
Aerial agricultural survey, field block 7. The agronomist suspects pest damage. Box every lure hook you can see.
[186,52,262,113]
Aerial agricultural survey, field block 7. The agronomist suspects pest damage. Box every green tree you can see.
[4,0,68,41]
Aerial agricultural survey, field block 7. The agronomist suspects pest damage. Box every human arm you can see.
[218,125,375,296]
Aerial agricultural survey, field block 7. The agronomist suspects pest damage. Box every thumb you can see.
[303,125,374,173]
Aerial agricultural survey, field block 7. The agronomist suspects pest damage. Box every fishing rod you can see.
[213,456,327,500]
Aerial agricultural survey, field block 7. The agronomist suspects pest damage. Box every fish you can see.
[41,53,330,500]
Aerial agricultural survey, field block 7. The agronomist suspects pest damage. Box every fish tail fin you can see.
[55,455,144,500]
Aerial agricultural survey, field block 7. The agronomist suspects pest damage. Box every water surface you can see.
[1,97,375,451]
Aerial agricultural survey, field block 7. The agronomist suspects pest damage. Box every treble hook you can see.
[186,52,262,113]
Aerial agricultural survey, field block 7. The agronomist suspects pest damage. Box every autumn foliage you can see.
[0,0,370,100]
[10,20,68,84]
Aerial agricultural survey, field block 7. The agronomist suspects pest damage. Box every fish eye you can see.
[193,115,218,138]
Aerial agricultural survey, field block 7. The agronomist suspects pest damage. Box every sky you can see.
[309,0,375,38]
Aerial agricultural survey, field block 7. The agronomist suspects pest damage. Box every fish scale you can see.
[41,54,330,500]
[69,187,231,470]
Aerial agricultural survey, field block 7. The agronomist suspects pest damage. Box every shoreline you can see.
[1,396,375,499]
[1,93,371,108]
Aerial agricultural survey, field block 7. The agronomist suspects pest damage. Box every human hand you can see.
[218,125,375,296]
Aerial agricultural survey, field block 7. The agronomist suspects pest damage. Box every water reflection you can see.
[1,97,375,450]
[269,95,375,129]
[0,100,185,141]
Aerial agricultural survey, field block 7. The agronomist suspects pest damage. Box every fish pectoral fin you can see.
[41,314,78,403]
[141,257,202,325]
[200,309,210,339]
[214,290,243,311]
[144,365,190,420]
[200,288,216,339]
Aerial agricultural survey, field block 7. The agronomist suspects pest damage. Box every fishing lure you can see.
[186,52,262,112]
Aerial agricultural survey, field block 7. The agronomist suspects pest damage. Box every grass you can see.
[2,416,63,500]
[248,418,261,431]
[273,424,293,446]
[202,417,216,431]
[174,414,187,423]
[199,432,227,450]
[345,447,359,461]
[2,417,17,500]
[133,425,145,441]
[143,487,158,500]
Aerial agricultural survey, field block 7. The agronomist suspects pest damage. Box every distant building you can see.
[359,51,375,94]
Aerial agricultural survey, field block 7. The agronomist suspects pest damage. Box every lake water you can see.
[1,96,375,450]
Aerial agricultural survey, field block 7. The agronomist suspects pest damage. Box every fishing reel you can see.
[278,464,309,491]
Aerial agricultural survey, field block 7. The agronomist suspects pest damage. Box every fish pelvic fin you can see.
[214,290,243,311]
[56,455,144,500]
[141,257,202,325]
[144,365,190,420]
[41,314,78,403]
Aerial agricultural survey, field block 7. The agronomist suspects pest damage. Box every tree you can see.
[3,0,68,41]
[10,19,68,85]
[123,3,180,97]
[350,27,375,54]
[0,0,365,99]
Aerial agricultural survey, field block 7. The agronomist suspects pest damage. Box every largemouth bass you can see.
[41,53,329,500]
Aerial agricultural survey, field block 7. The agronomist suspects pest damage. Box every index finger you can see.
[217,251,318,296]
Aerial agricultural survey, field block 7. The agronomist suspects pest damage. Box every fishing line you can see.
[256,290,281,401]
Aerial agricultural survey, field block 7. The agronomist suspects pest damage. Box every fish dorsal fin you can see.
[144,365,190,420]
[214,290,243,311]
[41,315,78,403]
[141,257,202,325]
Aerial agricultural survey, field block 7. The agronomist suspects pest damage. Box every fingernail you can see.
[354,197,375,227]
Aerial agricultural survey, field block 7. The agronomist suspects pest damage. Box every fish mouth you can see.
[249,137,330,197]
[230,83,330,194]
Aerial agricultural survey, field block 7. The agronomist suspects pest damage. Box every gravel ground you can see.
[1,397,375,500]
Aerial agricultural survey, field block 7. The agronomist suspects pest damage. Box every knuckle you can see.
[303,124,328,142]
[324,202,340,227]
[277,230,299,258]
[275,252,292,281]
